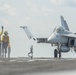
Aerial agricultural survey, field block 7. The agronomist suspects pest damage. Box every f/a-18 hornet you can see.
[20,16,76,58]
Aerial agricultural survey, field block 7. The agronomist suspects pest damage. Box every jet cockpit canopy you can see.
[53,26,65,33]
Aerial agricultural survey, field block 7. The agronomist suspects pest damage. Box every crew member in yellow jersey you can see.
[2,31,10,58]
[0,26,3,57]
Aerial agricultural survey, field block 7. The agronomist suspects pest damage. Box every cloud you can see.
[40,8,55,16]
[25,0,56,17]
[0,2,16,16]
[49,0,76,7]
[24,16,31,21]
[0,18,10,25]
[22,16,31,23]
[50,0,63,5]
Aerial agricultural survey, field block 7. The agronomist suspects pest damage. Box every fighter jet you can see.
[20,16,76,58]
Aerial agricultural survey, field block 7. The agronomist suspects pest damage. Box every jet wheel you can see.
[54,49,58,58]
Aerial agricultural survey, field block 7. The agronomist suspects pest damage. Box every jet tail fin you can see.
[20,26,33,39]
[60,16,70,31]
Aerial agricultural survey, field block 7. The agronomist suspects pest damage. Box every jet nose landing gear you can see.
[54,49,61,58]
[54,49,58,58]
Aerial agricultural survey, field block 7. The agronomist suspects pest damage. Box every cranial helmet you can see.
[4,31,8,35]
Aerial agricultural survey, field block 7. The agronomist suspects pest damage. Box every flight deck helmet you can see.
[4,31,8,35]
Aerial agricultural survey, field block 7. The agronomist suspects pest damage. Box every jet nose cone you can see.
[48,33,61,43]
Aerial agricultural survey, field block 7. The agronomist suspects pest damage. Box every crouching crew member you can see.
[28,45,33,60]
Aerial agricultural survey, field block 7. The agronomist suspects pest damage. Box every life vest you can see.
[2,35,9,43]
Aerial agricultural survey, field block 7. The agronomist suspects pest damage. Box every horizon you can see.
[0,0,76,58]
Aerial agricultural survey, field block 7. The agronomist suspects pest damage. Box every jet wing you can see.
[20,26,33,39]
[20,26,48,42]
[62,34,76,38]
[60,16,70,31]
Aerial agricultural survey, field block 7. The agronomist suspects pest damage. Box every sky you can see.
[0,0,76,58]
